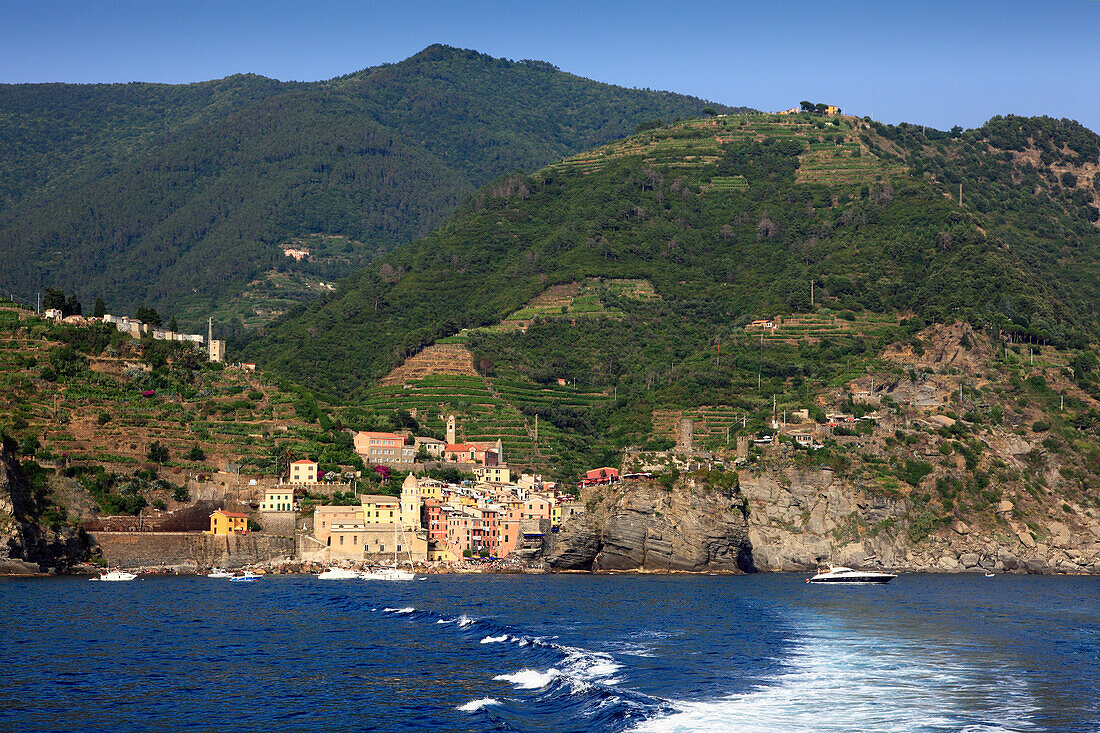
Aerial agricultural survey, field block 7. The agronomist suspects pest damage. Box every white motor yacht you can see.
[91,569,138,582]
[807,563,896,584]
[318,567,361,580]
[206,568,232,579]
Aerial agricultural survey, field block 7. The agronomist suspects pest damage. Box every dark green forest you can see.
[0,45,740,328]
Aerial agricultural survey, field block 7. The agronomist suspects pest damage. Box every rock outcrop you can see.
[545,464,1100,575]
[544,478,754,573]
[0,439,87,574]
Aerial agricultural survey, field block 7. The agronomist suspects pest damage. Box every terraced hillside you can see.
[353,356,612,473]
[548,112,903,185]
[0,303,361,485]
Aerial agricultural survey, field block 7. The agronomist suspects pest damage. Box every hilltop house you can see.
[289,459,318,484]
[444,441,501,466]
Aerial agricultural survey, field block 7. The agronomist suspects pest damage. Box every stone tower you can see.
[736,435,750,461]
[677,417,695,453]
[446,414,456,445]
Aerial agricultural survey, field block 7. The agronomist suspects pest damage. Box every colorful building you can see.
[260,488,295,512]
[208,510,249,534]
[289,459,318,484]
[354,431,416,467]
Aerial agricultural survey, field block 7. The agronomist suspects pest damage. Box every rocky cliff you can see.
[544,477,754,573]
[740,466,1100,574]
[0,439,87,574]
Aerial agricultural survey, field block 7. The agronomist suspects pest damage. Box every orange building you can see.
[208,510,249,534]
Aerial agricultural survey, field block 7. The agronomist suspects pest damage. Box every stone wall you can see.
[89,532,294,569]
[258,511,297,537]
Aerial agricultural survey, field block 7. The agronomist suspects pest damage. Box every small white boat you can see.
[807,563,896,584]
[91,569,138,582]
[318,567,361,580]
[207,568,232,579]
[984,572,995,578]
[360,566,416,582]
[228,571,261,582]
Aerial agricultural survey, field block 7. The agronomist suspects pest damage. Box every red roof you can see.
[291,459,316,465]
[212,510,249,518]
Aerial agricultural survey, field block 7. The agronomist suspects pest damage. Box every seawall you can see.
[89,532,294,569]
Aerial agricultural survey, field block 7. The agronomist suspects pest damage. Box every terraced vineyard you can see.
[651,405,743,451]
[471,278,659,334]
[0,303,337,479]
[546,113,898,186]
[354,371,610,471]
[746,309,905,344]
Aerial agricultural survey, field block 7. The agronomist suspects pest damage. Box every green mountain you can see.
[243,111,1100,474]
[0,45,741,330]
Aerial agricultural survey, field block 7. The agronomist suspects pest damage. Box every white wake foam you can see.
[456,614,476,627]
[631,618,1037,733]
[494,668,562,689]
[480,634,509,644]
[382,606,415,614]
[457,697,501,712]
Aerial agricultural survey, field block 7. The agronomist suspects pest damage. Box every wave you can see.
[494,668,562,689]
[456,614,476,627]
[382,606,415,614]
[481,634,509,644]
[457,697,501,712]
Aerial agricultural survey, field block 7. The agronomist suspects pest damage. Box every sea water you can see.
[0,573,1096,732]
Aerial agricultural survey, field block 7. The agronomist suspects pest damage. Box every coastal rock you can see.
[545,480,753,573]
[1,440,87,573]
[959,552,981,568]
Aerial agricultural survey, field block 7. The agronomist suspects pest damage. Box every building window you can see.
[380,545,385,552]
[339,536,344,545]
[353,536,357,544]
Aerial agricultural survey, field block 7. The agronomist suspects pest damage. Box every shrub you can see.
[97,412,112,425]
[186,444,206,461]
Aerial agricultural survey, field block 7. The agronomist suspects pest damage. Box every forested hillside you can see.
[248,112,1100,393]
[0,45,739,329]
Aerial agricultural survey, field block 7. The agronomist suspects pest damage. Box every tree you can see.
[43,287,65,311]
[186,444,206,461]
[703,107,717,117]
[20,435,39,457]
[92,297,107,317]
[64,292,82,317]
[800,101,814,112]
[167,317,179,332]
[146,441,170,463]
[136,306,162,326]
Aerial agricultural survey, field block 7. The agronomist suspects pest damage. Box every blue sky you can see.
[2,0,1097,132]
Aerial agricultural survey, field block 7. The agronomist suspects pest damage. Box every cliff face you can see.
[544,478,754,573]
[0,442,87,574]
[546,466,1100,575]
[741,467,1100,574]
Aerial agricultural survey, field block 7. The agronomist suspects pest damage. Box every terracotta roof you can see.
[291,459,317,465]
[212,510,249,518]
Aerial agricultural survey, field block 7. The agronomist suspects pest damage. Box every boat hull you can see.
[808,575,894,584]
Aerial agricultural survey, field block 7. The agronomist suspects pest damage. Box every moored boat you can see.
[807,563,896,584]
[228,571,261,582]
[318,567,361,580]
[91,568,138,582]
[206,567,232,578]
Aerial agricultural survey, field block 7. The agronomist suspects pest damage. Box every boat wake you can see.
[374,605,663,730]
[629,615,1038,733]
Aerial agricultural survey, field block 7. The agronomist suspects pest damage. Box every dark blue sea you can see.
[1,573,1097,732]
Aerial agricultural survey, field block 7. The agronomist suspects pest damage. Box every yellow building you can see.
[289,459,318,484]
[260,488,295,512]
[360,494,399,525]
[474,465,511,485]
[825,105,841,115]
[208,510,249,534]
